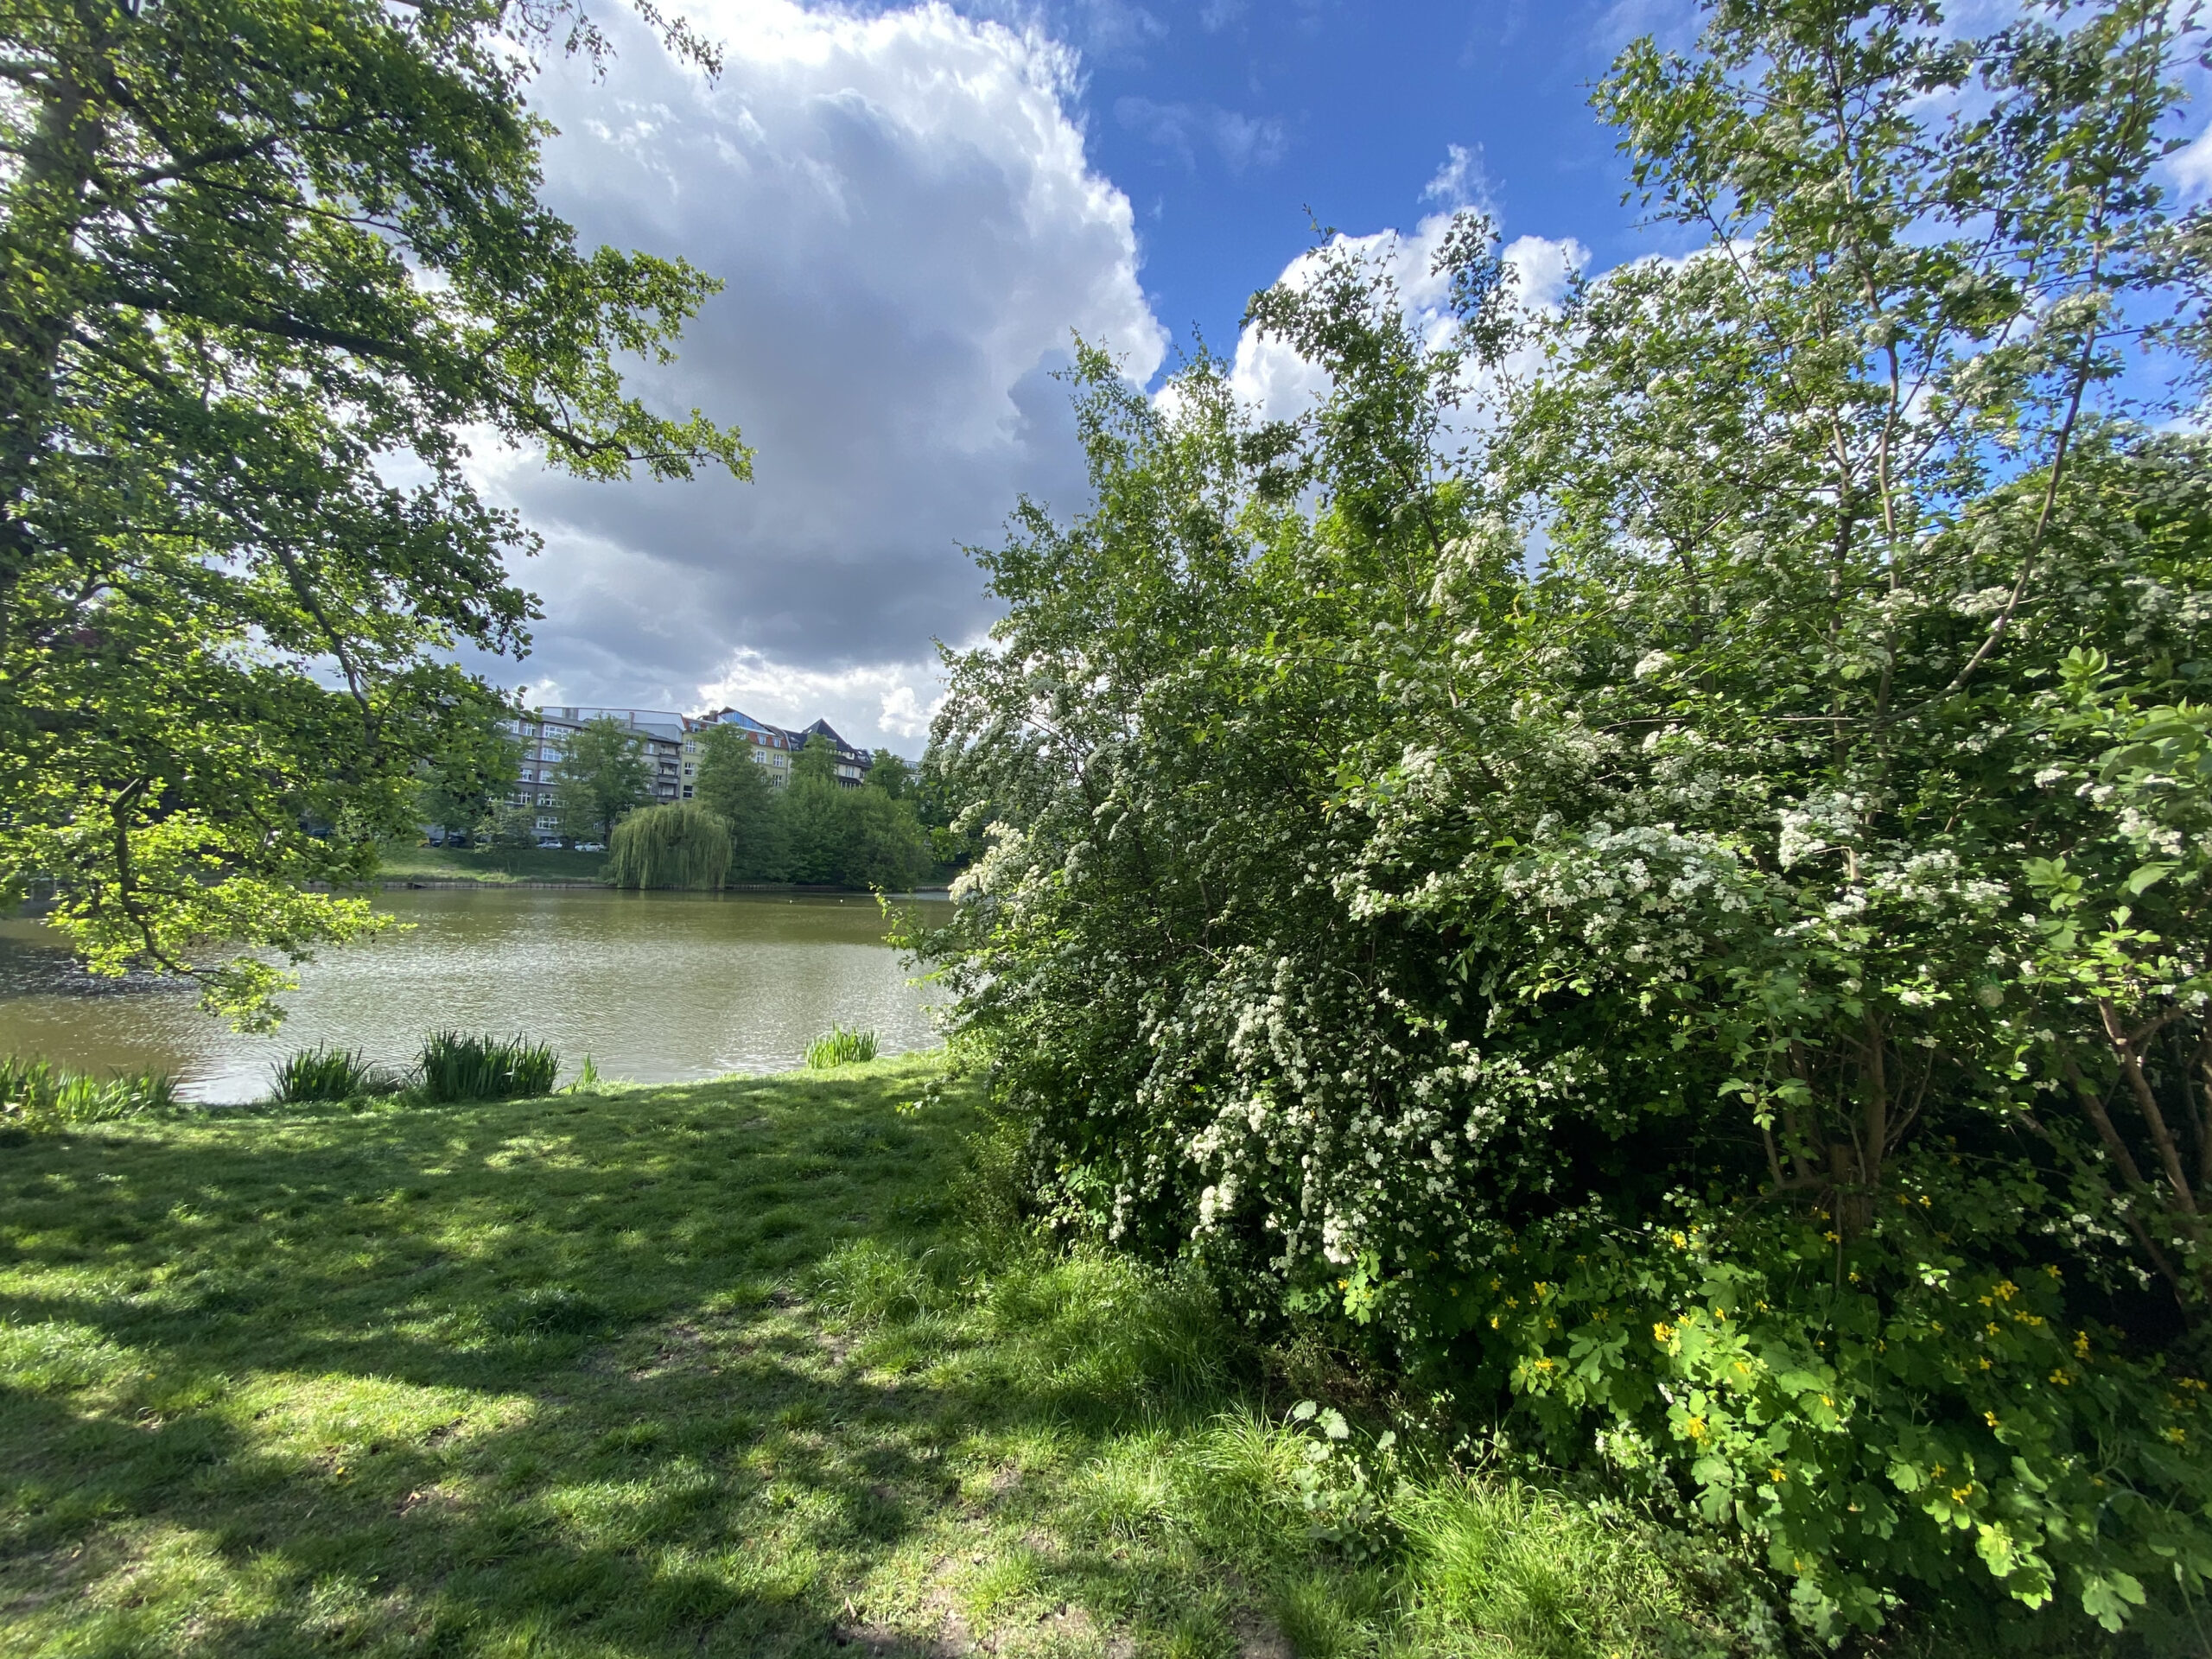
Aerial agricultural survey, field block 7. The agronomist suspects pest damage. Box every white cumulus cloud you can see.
[467,0,1168,753]
[694,646,947,748]
[1224,199,1586,426]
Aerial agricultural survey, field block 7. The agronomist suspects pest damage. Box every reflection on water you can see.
[0,888,949,1103]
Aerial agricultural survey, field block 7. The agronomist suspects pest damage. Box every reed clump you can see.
[416,1032,559,1102]
[270,1045,400,1103]
[0,1057,177,1128]
[804,1026,878,1069]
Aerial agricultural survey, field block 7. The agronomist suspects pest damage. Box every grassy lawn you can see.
[0,1056,1740,1658]
[374,844,608,887]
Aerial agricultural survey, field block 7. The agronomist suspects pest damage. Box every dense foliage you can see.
[0,1054,175,1126]
[922,0,2212,1641]
[606,800,732,890]
[414,1030,557,1101]
[551,716,655,847]
[416,723,524,845]
[696,728,933,889]
[0,0,744,1025]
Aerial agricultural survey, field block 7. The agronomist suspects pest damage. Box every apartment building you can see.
[800,718,872,786]
[505,706,683,838]
[495,702,874,843]
[680,709,871,792]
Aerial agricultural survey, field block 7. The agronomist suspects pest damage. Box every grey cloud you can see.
[460,1,1165,751]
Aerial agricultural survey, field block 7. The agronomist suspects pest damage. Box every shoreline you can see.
[322,878,953,896]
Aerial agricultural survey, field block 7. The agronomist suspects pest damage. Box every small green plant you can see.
[0,1057,177,1128]
[270,1045,394,1103]
[415,1032,558,1102]
[566,1053,602,1093]
[804,1026,878,1069]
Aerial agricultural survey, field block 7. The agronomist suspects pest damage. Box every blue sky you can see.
[1005,0,1660,368]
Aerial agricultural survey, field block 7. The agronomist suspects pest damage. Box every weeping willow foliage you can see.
[606,803,732,891]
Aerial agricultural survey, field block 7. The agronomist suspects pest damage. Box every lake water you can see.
[0,888,950,1103]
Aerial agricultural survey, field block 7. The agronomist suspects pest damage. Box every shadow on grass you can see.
[0,1065,1256,1658]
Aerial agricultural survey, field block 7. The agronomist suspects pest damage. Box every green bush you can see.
[270,1045,395,1103]
[804,1027,878,1069]
[0,1057,176,1128]
[416,1032,557,1102]
[912,0,2212,1642]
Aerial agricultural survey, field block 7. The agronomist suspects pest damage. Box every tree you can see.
[550,718,650,848]
[0,0,747,1023]
[693,722,786,878]
[781,734,850,884]
[864,748,911,798]
[606,801,729,889]
[477,800,540,849]
[918,0,2212,1639]
[790,731,841,789]
[843,785,929,890]
[914,736,980,874]
[416,709,522,845]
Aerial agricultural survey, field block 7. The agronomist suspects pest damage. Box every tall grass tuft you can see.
[0,1057,177,1129]
[416,1032,559,1102]
[270,1045,394,1103]
[804,1026,878,1069]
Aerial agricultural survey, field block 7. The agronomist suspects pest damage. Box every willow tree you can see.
[0,0,747,1025]
[606,803,730,891]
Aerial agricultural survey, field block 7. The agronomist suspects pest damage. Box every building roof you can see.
[538,703,871,762]
[526,705,683,743]
[801,718,868,761]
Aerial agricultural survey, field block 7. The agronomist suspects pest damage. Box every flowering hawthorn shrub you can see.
[919,0,2212,1641]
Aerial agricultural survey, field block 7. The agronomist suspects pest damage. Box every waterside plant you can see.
[0,1056,176,1129]
[804,1026,879,1069]
[269,1045,397,1104]
[606,801,733,891]
[416,1032,559,1102]
[912,1,2212,1641]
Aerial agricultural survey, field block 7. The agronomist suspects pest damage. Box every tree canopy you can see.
[550,717,651,848]
[918,0,2212,1640]
[0,0,746,1022]
[688,728,931,889]
[692,722,787,880]
[606,800,729,890]
[416,710,522,845]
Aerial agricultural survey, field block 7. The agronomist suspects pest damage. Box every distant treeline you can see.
[421,718,960,891]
